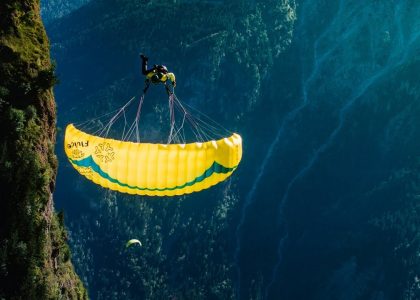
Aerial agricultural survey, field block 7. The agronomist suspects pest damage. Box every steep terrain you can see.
[238,1,420,299]
[0,1,87,298]
[46,0,419,299]
[41,0,91,24]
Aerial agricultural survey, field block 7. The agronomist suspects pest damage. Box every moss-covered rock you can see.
[0,1,87,298]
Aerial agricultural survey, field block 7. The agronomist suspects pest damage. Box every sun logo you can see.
[71,149,85,159]
[95,143,115,163]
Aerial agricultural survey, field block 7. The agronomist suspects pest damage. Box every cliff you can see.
[0,1,87,298]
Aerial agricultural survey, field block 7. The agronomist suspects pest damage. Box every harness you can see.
[146,66,170,84]
[146,67,167,84]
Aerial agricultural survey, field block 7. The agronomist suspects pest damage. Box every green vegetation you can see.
[49,0,296,122]
[69,190,238,299]
[41,0,91,24]
[0,1,86,298]
[371,162,420,299]
[45,0,297,298]
[48,0,420,298]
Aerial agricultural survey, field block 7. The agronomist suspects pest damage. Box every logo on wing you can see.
[95,143,115,163]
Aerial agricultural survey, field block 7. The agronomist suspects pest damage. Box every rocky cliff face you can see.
[0,1,86,298]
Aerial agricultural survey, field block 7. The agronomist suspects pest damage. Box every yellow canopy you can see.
[64,124,242,196]
[126,239,142,248]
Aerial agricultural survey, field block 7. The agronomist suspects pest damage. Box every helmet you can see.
[158,65,168,73]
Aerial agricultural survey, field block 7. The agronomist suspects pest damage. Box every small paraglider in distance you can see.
[126,239,142,248]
